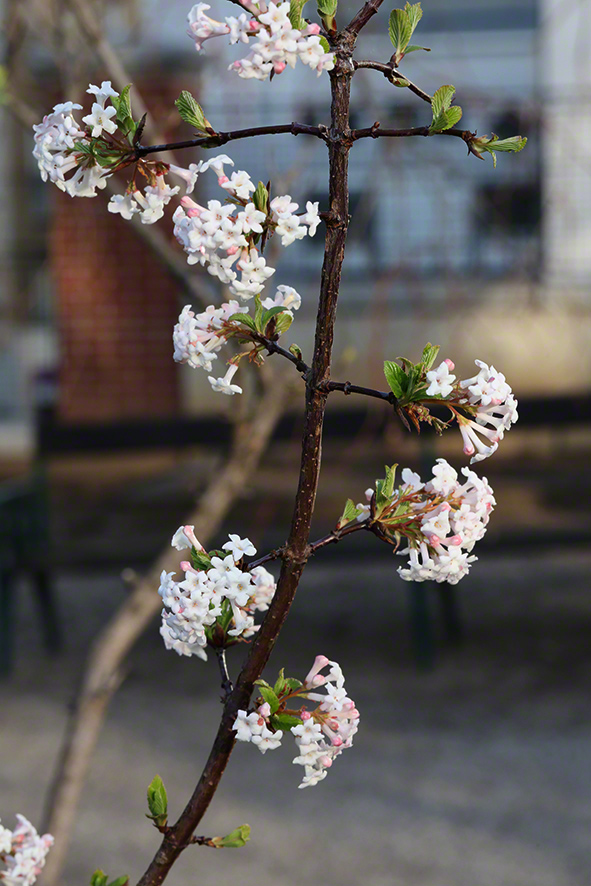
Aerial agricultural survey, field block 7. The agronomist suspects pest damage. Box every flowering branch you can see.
[134,122,328,159]
[28,0,529,882]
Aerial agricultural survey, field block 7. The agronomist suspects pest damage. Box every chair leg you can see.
[408,583,435,671]
[0,568,14,677]
[31,567,61,654]
[438,585,463,646]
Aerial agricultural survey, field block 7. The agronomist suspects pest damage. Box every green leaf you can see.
[107,878,129,886]
[217,598,234,633]
[175,90,211,133]
[470,133,527,168]
[289,0,308,28]
[270,712,303,731]
[389,9,413,57]
[73,140,94,155]
[90,871,109,886]
[317,0,337,16]
[274,312,293,336]
[191,548,212,570]
[384,360,407,398]
[257,685,280,713]
[487,135,527,154]
[115,85,132,126]
[319,35,331,52]
[253,181,268,215]
[274,668,287,696]
[404,44,430,53]
[212,824,251,849]
[337,498,363,529]
[261,305,289,330]
[430,85,462,133]
[284,677,303,691]
[431,84,455,119]
[404,1,422,31]
[382,464,397,500]
[375,464,398,515]
[147,775,168,819]
[420,343,440,371]
[229,313,256,332]
[253,294,265,331]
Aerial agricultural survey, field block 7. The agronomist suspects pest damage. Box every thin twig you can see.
[245,332,311,376]
[134,122,328,159]
[352,124,475,144]
[346,0,386,36]
[353,59,433,104]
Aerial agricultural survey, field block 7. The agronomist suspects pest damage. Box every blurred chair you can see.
[0,469,60,676]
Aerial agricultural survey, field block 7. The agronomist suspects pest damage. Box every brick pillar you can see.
[50,188,181,422]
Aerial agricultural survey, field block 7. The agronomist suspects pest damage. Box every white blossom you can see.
[395,459,495,584]
[0,816,54,886]
[81,102,117,138]
[207,363,243,395]
[426,360,456,397]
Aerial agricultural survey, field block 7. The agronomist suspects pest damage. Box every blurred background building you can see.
[1,0,590,443]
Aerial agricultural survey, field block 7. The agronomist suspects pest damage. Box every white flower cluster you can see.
[173,283,301,395]
[32,83,120,197]
[396,460,496,585]
[234,655,359,789]
[0,815,53,886]
[457,360,519,463]
[187,1,335,80]
[159,526,276,658]
[423,357,518,464]
[171,154,319,296]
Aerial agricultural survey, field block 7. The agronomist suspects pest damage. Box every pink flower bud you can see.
[187,208,200,218]
[258,702,271,718]
[273,61,286,74]
[248,18,260,29]
[448,535,463,546]
[184,525,204,550]
[180,560,191,571]
[226,245,239,255]
[306,22,321,34]
[440,502,452,512]
[304,654,330,686]
[444,358,455,371]
[332,736,343,747]
[319,756,333,767]
[217,175,229,186]
[301,710,312,720]
[427,534,441,546]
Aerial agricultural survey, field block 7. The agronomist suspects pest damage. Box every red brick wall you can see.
[50,188,181,422]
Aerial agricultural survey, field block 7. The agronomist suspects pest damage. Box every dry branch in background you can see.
[40,370,293,886]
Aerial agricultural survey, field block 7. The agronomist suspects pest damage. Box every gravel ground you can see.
[2,548,591,886]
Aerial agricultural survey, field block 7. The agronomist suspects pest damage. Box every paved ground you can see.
[2,548,591,886]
